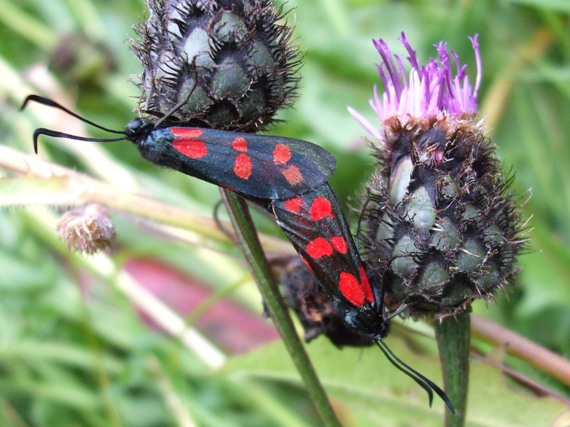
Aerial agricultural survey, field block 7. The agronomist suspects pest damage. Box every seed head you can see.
[57,204,116,254]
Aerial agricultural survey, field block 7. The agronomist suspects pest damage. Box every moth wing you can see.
[169,128,336,200]
[271,183,375,307]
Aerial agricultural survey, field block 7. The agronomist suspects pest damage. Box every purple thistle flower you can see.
[353,33,524,319]
[349,33,482,143]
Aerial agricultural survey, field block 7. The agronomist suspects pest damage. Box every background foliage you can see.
[0,0,569,426]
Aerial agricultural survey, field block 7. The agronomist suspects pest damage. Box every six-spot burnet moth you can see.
[21,94,454,413]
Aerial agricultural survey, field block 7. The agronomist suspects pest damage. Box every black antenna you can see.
[152,80,199,128]
[355,195,374,249]
[360,232,453,411]
[375,339,455,413]
[21,95,126,153]
[21,95,124,134]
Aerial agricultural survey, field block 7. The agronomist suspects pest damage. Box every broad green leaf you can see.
[225,338,568,427]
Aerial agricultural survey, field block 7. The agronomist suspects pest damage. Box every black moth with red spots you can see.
[125,118,335,200]
[23,96,376,326]
[125,118,389,337]
[22,95,454,413]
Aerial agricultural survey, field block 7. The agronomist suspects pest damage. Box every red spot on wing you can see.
[234,153,252,179]
[310,197,333,221]
[339,272,365,306]
[232,137,248,152]
[273,144,291,165]
[330,237,348,254]
[302,257,314,273]
[171,128,204,138]
[306,238,333,259]
[282,165,304,186]
[359,266,375,303]
[284,197,304,213]
[173,139,208,159]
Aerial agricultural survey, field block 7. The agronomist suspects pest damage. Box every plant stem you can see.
[435,310,471,427]
[472,314,570,385]
[0,146,293,254]
[220,189,341,427]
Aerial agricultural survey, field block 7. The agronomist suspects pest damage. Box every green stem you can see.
[435,311,471,427]
[220,189,342,427]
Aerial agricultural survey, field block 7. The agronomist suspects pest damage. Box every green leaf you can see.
[224,338,568,426]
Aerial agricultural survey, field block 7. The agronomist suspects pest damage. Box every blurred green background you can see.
[0,0,569,426]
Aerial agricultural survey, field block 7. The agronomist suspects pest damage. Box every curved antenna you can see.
[21,95,127,153]
[31,128,125,154]
[375,339,455,414]
[353,196,386,313]
[153,80,199,128]
[21,95,124,134]
[355,195,374,248]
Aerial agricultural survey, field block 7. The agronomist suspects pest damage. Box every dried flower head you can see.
[50,32,116,88]
[351,33,524,318]
[57,204,116,254]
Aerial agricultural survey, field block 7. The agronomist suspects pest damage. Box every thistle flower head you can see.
[350,33,482,141]
[352,34,524,318]
[132,0,300,132]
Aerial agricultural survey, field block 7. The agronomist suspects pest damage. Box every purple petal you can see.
[351,33,482,142]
